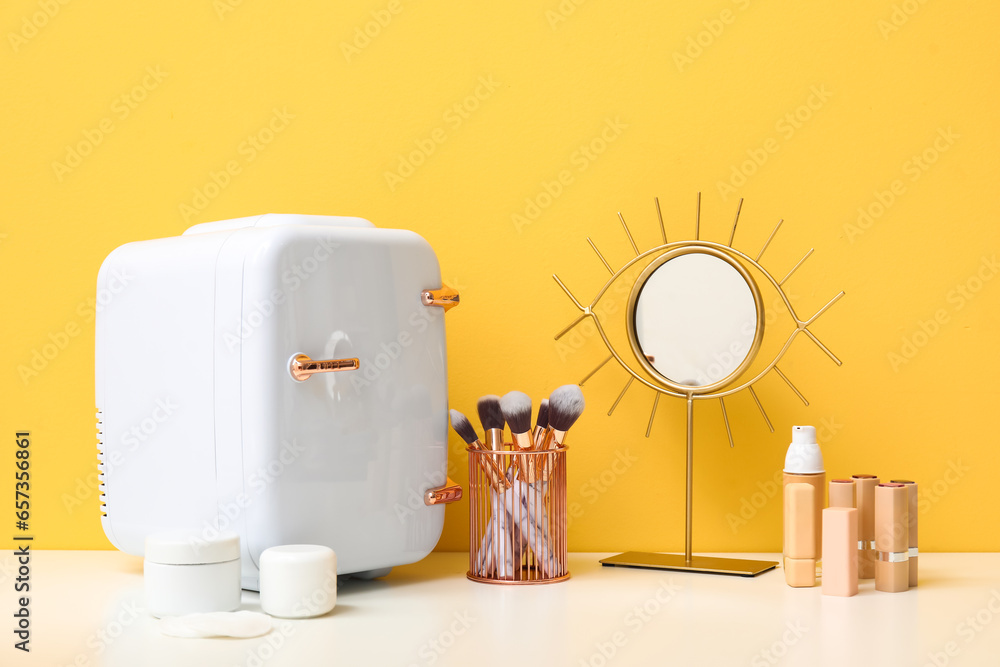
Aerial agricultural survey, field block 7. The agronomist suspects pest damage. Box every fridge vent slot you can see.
[96,409,107,518]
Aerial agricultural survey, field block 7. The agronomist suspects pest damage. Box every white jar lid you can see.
[145,531,240,565]
[260,545,337,618]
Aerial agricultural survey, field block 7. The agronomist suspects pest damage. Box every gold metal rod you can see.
[773,366,809,406]
[618,212,640,256]
[719,397,735,448]
[804,291,846,327]
[778,248,814,286]
[554,312,589,340]
[748,386,774,433]
[552,274,585,310]
[685,396,694,562]
[694,192,701,240]
[654,197,666,244]
[587,237,614,274]
[804,329,843,366]
[728,198,743,247]
[608,377,634,416]
[645,392,661,438]
[580,354,614,386]
[755,219,783,262]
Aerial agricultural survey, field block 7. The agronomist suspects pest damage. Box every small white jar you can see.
[260,545,337,618]
[144,532,242,618]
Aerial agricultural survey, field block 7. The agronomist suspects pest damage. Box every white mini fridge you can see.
[95,214,461,589]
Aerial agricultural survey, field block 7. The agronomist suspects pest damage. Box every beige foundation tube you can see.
[784,472,824,559]
[875,483,909,593]
[822,507,858,597]
[890,479,918,587]
[829,478,856,509]
[852,474,879,579]
[783,483,816,588]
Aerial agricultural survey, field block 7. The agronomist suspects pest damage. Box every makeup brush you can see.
[500,391,534,494]
[496,391,533,577]
[501,391,533,451]
[532,384,584,484]
[532,399,549,447]
[449,409,482,448]
[528,385,585,576]
[476,395,517,577]
[450,409,508,491]
[544,384,585,448]
[477,394,506,451]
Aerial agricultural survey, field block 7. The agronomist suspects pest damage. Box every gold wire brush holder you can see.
[467,446,569,584]
[553,194,844,577]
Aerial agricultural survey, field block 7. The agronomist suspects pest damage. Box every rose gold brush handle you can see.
[529,428,560,482]
[516,427,547,483]
[470,443,512,492]
[288,354,359,382]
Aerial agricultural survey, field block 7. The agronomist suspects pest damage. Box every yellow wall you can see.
[1,1,997,553]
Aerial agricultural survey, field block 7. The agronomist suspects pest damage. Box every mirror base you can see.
[599,551,778,577]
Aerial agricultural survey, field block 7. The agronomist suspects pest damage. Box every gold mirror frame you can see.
[625,245,765,396]
[552,194,845,576]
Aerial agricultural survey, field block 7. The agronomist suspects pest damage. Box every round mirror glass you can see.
[632,250,760,389]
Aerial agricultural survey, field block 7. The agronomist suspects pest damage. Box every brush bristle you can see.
[476,395,505,431]
[535,399,549,430]
[449,409,479,444]
[548,385,585,432]
[500,391,532,435]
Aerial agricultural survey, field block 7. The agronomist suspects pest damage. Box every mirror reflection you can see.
[633,252,758,388]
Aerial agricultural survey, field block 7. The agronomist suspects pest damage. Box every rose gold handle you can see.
[424,477,463,506]
[421,285,460,312]
[289,354,360,382]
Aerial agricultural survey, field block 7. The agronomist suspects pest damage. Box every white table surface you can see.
[4,551,1000,667]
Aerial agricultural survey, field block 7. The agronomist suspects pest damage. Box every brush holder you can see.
[467,446,569,584]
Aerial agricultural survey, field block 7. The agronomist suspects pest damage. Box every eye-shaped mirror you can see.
[552,194,845,577]
[627,247,764,394]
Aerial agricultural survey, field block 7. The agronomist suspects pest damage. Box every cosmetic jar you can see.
[260,545,337,618]
[144,532,242,618]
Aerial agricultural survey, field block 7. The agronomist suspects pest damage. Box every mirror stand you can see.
[600,394,778,577]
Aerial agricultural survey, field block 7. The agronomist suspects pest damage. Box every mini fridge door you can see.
[230,223,453,587]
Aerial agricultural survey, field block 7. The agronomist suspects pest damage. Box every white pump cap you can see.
[784,425,824,474]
